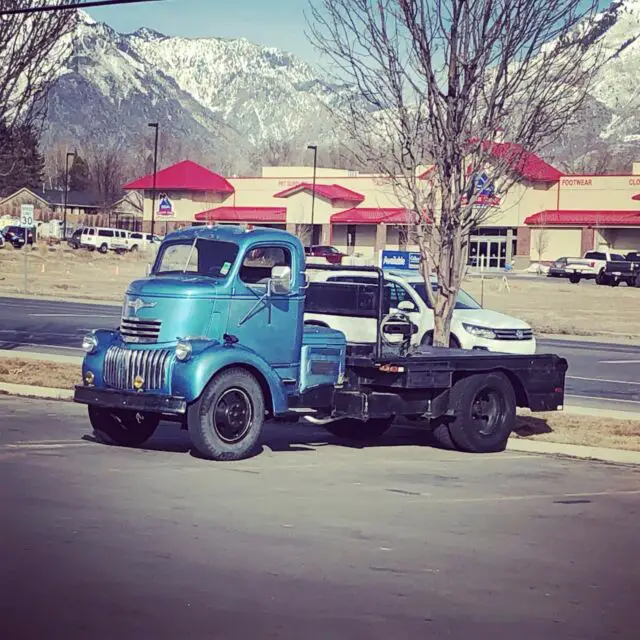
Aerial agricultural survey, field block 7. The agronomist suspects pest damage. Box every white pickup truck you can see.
[561,250,626,284]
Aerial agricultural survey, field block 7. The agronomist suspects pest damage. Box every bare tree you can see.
[532,212,550,274]
[0,2,77,134]
[307,0,603,345]
[86,144,127,212]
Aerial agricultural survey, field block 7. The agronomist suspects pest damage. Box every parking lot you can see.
[1,396,639,639]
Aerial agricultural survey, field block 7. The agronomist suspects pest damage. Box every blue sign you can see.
[474,172,495,196]
[381,250,421,270]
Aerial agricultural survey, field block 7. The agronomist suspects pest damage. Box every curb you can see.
[507,438,640,465]
[0,382,74,401]
[0,350,83,365]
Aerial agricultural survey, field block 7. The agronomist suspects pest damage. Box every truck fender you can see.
[171,343,289,414]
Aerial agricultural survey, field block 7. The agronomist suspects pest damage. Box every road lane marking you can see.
[567,375,640,386]
[598,360,640,365]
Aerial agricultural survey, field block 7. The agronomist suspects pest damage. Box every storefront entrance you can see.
[467,228,516,271]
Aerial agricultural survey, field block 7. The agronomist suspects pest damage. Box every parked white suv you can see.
[127,232,163,252]
[305,269,536,355]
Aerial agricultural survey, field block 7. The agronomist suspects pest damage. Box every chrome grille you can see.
[493,328,534,341]
[120,317,161,344]
[104,346,172,391]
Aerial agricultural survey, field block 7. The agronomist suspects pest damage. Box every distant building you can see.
[123,154,640,269]
[0,187,143,233]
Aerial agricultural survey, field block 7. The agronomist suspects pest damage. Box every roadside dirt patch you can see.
[0,358,80,390]
[514,410,640,452]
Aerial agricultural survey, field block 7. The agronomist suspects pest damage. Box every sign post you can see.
[20,204,34,294]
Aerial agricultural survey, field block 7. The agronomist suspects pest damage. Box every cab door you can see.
[225,242,304,383]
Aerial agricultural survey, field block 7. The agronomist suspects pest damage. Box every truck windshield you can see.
[153,238,239,278]
[410,282,481,310]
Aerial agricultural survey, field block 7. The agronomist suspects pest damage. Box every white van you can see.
[71,227,130,253]
[127,232,163,252]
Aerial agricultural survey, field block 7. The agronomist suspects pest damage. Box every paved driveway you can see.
[1,396,638,639]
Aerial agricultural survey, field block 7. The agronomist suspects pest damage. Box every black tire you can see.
[568,273,580,284]
[430,421,456,450]
[610,279,619,287]
[420,332,460,348]
[446,372,516,453]
[88,405,160,447]
[595,270,608,286]
[99,243,108,254]
[635,273,640,288]
[188,367,265,461]
[323,416,394,442]
[130,244,139,252]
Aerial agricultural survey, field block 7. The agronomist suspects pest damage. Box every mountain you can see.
[42,12,352,176]
[41,2,640,176]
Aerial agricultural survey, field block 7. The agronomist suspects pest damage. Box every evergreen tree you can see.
[0,121,45,197]
[69,154,91,192]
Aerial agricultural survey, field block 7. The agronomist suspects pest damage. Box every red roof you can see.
[468,140,563,183]
[331,207,428,224]
[274,182,364,204]
[123,160,235,194]
[632,193,640,201]
[525,210,640,227]
[194,206,286,223]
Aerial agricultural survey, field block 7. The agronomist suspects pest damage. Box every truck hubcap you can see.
[470,388,502,436]
[213,388,253,443]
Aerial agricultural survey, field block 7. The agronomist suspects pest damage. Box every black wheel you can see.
[635,273,640,288]
[568,273,580,284]
[130,244,139,252]
[323,416,394,442]
[446,372,516,453]
[430,421,456,450]
[99,243,108,253]
[420,332,460,348]
[188,368,265,461]
[610,279,619,287]
[88,405,160,447]
[595,270,608,286]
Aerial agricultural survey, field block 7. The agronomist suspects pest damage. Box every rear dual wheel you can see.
[431,372,516,453]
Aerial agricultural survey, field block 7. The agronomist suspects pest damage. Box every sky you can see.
[88,0,320,62]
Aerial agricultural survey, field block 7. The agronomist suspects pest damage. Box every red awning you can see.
[124,160,235,194]
[525,210,640,226]
[194,206,286,223]
[331,207,425,224]
[274,182,364,203]
[632,193,640,201]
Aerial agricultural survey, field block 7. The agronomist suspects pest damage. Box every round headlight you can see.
[82,334,98,354]
[175,341,192,362]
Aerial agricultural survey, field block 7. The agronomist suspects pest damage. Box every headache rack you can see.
[304,263,387,359]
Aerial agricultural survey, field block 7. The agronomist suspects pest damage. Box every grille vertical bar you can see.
[103,346,172,391]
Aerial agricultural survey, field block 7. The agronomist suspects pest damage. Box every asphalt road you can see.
[0,296,639,412]
[1,396,639,639]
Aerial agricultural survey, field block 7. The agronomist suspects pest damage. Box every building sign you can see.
[629,178,640,186]
[561,177,593,187]
[381,250,421,270]
[157,193,175,217]
[461,171,501,206]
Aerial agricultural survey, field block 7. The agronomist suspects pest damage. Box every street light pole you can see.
[63,151,75,240]
[307,144,317,246]
[148,122,159,239]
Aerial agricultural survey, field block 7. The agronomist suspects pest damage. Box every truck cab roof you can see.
[165,225,300,251]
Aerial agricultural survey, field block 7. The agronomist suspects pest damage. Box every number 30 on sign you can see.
[20,204,34,228]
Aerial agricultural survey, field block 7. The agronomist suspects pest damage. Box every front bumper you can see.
[74,386,187,415]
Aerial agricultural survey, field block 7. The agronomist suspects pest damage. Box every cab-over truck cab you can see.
[74,225,568,461]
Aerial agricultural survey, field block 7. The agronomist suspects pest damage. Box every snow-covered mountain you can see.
[42,1,640,175]
[43,11,351,174]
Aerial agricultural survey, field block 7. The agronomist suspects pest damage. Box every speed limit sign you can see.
[20,204,34,228]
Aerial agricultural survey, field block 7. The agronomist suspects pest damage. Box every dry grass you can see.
[0,358,80,390]
[0,243,148,303]
[463,275,640,340]
[514,410,640,452]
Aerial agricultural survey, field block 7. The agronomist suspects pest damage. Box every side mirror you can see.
[270,265,292,295]
[398,300,417,313]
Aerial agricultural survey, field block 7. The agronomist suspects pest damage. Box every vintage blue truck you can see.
[74,225,568,461]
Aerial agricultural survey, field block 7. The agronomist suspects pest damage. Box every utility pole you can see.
[307,144,317,246]
[63,151,75,240]
[148,122,159,240]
